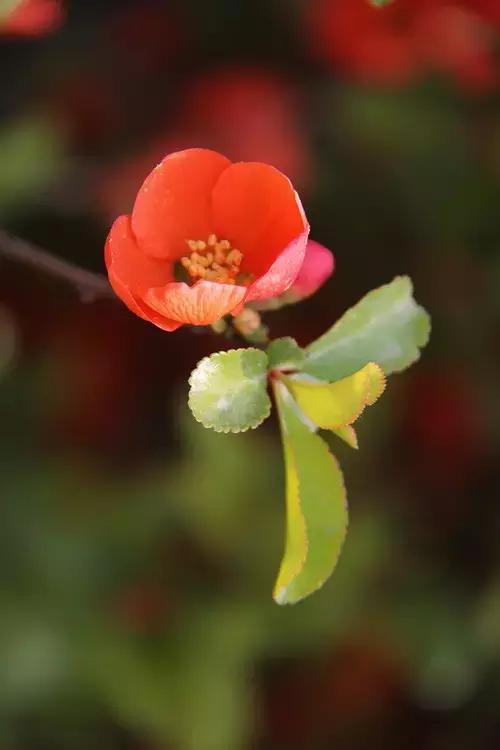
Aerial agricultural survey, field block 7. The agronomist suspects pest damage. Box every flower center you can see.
[180,234,253,285]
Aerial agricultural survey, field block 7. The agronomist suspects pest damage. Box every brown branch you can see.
[0,229,115,302]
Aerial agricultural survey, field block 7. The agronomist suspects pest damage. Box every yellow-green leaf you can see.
[332,424,359,450]
[283,362,385,431]
[273,382,348,605]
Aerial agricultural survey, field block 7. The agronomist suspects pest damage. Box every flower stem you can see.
[0,229,114,302]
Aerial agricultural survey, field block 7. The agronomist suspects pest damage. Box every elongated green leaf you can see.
[369,0,394,6]
[304,276,430,381]
[273,382,348,605]
[284,362,385,430]
[267,337,305,371]
[189,348,271,433]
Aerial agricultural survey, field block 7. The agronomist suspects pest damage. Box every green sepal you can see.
[267,337,306,371]
[304,276,430,382]
[273,381,348,605]
[241,323,270,345]
[189,348,271,434]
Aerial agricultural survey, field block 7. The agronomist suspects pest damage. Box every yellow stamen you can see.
[180,235,254,286]
[226,249,243,266]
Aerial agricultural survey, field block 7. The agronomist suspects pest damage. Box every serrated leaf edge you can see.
[286,446,348,603]
[284,362,386,432]
[267,336,306,371]
[188,348,271,434]
[273,383,349,605]
[305,276,431,377]
[273,383,309,596]
[332,424,359,450]
[275,429,349,605]
[273,441,309,601]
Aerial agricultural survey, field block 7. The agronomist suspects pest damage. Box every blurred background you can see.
[1,0,500,748]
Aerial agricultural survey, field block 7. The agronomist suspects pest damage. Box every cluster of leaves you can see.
[189,276,430,604]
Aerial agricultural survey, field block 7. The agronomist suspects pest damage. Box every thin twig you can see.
[0,229,114,302]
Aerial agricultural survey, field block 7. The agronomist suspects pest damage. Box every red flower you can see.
[1,0,63,37]
[308,0,500,90]
[105,148,309,331]
[96,68,311,221]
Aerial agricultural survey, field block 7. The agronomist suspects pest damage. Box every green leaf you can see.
[189,348,271,433]
[273,381,348,605]
[369,0,394,6]
[284,362,386,431]
[267,337,305,371]
[304,276,430,381]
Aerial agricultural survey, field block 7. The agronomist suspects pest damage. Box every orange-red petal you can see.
[145,280,247,326]
[211,162,307,277]
[105,215,181,331]
[131,148,231,260]
[132,298,183,332]
[243,228,309,305]
[106,215,173,294]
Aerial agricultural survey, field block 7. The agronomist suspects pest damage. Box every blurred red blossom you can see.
[45,303,147,453]
[178,69,311,188]
[261,637,405,747]
[50,72,120,148]
[111,580,173,634]
[399,367,486,490]
[96,68,311,220]
[308,0,500,90]
[105,148,310,331]
[110,1,185,73]
[319,638,406,726]
[0,0,63,37]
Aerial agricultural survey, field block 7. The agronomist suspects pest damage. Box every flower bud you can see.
[287,240,335,301]
[252,240,334,310]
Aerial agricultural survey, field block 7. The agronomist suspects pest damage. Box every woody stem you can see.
[0,229,114,302]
